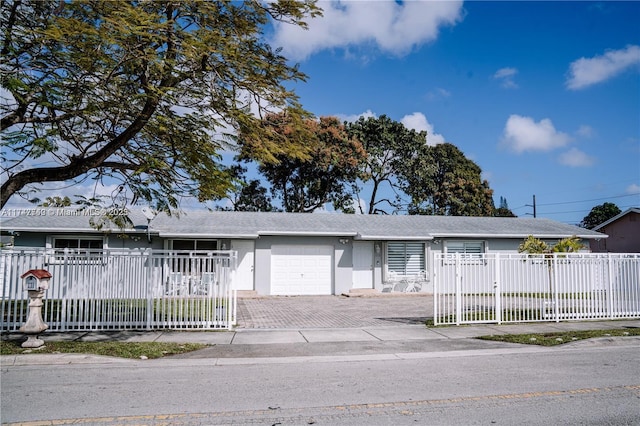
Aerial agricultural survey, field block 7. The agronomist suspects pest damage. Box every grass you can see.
[0,340,208,359]
[476,328,640,346]
[427,309,544,326]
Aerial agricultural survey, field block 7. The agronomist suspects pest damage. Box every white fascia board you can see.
[432,233,608,239]
[158,233,259,239]
[3,226,144,234]
[355,234,433,241]
[258,230,359,237]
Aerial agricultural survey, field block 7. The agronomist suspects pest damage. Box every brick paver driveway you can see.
[236,294,433,329]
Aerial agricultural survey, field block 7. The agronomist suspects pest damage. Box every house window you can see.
[54,238,103,250]
[169,239,218,274]
[51,237,104,262]
[171,240,218,251]
[445,241,484,260]
[387,242,425,275]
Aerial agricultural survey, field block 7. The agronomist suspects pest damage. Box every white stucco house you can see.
[1,209,606,295]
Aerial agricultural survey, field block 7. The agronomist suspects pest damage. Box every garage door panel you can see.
[271,245,333,295]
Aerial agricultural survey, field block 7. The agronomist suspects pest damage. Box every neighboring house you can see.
[1,209,606,295]
[589,207,640,253]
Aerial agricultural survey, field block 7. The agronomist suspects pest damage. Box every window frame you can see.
[168,239,220,275]
[47,235,106,263]
[444,240,486,263]
[385,241,426,277]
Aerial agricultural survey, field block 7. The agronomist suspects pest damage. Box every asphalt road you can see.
[2,340,640,425]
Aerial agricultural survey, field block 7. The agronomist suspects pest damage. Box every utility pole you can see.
[526,195,537,218]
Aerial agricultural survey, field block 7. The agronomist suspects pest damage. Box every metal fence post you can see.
[494,253,502,324]
[146,250,153,330]
[433,253,439,326]
[607,253,614,319]
[553,254,560,322]
[455,253,462,326]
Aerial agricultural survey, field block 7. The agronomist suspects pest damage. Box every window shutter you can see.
[388,242,425,275]
[445,241,484,260]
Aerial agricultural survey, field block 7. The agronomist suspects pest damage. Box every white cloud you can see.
[557,148,595,167]
[400,112,445,146]
[339,111,445,146]
[338,110,377,123]
[350,198,368,214]
[566,45,640,90]
[501,115,571,153]
[626,183,640,194]
[270,1,464,60]
[576,125,595,138]
[493,67,518,88]
[425,87,451,100]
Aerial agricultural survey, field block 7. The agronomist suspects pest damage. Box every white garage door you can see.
[271,245,333,295]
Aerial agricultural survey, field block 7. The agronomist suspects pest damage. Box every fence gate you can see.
[1,248,238,332]
[433,253,640,325]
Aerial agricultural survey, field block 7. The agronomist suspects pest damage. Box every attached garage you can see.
[271,245,334,295]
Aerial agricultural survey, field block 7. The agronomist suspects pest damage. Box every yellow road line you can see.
[7,384,639,425]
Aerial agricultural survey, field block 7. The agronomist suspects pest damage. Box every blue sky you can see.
[270,0,640,224]
[3,1,638,226]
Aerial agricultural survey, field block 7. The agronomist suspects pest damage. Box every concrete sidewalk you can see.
[2,319,639,365]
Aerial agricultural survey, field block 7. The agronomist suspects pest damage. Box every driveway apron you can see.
[236,295,433,329]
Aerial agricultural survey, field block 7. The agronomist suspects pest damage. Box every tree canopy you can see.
[0,0,320,211]
[494,196,516,217]
[217,165,276,212]
[580,202,621,229]
[238,113,366,213]
[405,143,495,216]
[345,115,427,214]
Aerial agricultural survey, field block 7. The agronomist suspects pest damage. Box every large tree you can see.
[345,115,426,214]
[217,165,276,212]
[405,143,495,216]
[238,114,366,213]
[580,202,621,229]
[494,196,516,217]
[0,0,320,210]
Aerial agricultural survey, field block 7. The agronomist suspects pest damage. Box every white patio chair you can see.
[166,272,187,296]
[382,270,400,292]
[405,271,426,293]
[196,272,216,296]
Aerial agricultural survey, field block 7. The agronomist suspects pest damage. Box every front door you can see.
[231,240,255,291]
[352,241,374,289]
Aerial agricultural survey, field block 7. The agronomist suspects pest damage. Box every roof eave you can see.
[258,230,359,237]
[1,226,146,234]
[158,233,259,239]
[355,235,433,241]
[431,233,607,239]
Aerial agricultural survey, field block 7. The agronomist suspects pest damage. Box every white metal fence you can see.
[1,248,237,331]
[433,253,640,325]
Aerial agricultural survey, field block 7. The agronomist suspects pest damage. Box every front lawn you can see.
[0,340,207,359]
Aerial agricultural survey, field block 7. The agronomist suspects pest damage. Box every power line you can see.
[537,192,640,207]
[511,192,639,211]
[540,203,638,216]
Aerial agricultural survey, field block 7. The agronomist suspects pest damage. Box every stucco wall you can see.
[12,234,46,247]
[590,212,640,253]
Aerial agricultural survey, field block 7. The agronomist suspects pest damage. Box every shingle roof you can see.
[0,208,606,240]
